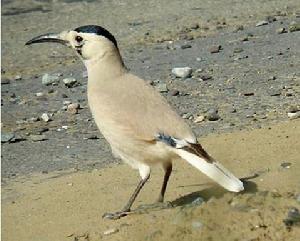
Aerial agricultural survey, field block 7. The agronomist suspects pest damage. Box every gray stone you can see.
[190,196,205,206]
[276,27,287,34]
[41,113,51,122]
[234,55,248,61]
[256,20,269,27]
[14,75,22,81]
[194,115,205,123]
[42,73,60,86]
[170,89,179,96]
[182,113,193,119]
[289,23,300,32]
[155,83,168,93]
[63,77,78,88]
[180,44,192,49]
[28,117,40,123]
[198,74,212,81]
[233,47,243,53]
[172,67,192,78]
[67,103,80,114]
[30,134,47,142]
[103,228,119,236]
[280,162,291,169]
[206,108,220,121]
[35,92,44,97]
[1,132,15,143]
[287,106,299,113]
[283,207,300,227]
[209,45,221,53]
[288,112,300,119]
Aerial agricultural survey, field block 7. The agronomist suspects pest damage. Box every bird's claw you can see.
[102,211,129,220]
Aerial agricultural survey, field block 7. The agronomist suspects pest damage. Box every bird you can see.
[26,25,244,220]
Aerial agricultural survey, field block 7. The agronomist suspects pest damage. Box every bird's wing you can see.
[88,73,196,143]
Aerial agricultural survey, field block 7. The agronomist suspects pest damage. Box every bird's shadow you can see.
[171,179,257,207]
[133,175,258,213]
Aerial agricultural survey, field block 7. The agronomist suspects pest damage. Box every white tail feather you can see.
[174,149,244,192]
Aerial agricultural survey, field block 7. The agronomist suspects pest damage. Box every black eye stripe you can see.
[75,36,83,42]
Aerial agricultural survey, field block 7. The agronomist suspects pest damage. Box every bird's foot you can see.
[102,210,130,220]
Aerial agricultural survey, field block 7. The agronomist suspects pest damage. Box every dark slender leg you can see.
[157,163,172,203]
[102,173,150,220]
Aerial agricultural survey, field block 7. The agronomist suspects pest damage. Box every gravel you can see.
[172,67,192,78]
[42,73,60,86]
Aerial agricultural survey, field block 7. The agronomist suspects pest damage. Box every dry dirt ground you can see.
[1,0,300,241]
[2,120,300,241]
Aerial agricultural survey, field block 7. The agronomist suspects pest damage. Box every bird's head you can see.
[26,25,118,62]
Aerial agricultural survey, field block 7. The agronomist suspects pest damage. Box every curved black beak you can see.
[25,33,68,46]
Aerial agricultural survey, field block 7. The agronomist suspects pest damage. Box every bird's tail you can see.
[173,143,244,192]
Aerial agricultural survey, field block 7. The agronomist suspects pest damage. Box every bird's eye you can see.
[75,36,83,42]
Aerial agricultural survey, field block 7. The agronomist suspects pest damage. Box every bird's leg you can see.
[136,163,173,211]
[102,173,150,220]
[157,162,172,203]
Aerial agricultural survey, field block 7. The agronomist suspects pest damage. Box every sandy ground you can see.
[2,120,300,241]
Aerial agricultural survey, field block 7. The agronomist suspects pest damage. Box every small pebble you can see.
[30,134,47,142]
[28,117,39,123]
[283,207,300,227]
[35,92,44,97]
[194,115,205,123]
[280,162,291,169]
[198,74,212,81]
[14,75,22,81]
[276,27,287,34]
[67,103,80,114]
[155,83,168,93]
[205,108,220,121]
[287,106,299,113]
[256,20,269,27]
[172,67,192,78]
[42,73,60,86]
[41,113,51,122]
[103,228,119,236]
[233,47,243,53]
[182,113,193,119]
[63,77,78,88]
[288,112,300,119]
[209,45,221,53]
[1,132,15,143]
[170,90,179,96]
[289,22,300,32]
[180,44,192,49]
